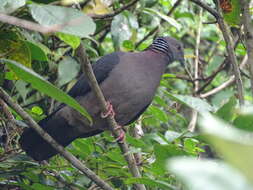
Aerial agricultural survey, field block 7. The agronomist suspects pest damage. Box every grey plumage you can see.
[19,36,184,161]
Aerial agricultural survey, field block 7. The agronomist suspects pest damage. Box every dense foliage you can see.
[1,0,253,189]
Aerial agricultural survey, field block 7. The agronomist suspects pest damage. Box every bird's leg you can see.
[101,101,115,118]
[100,101,125,142]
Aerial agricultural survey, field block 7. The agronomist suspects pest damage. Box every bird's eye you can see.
[177,46,181,50]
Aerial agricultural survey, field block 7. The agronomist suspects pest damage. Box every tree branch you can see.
[189,0,219,19]
[0,88,114,190]
[188,9,202,132]
[241,0,253,96]
[0,13,80,34]
[200,55,248,98]
[215,0,244,105]
[76,44,146,190]
[191,0,244,105]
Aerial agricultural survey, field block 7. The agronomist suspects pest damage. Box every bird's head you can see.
[150,36,185,65]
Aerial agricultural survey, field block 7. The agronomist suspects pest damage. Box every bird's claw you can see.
[115,128,125,143]
[101,102,124,142]
[111,125,125,143]
[101,101,115,118]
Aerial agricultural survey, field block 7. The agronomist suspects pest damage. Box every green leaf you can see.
[57,57,80,86]
[223,0,241,26]
[233,106,253,132]
[56,32,81,49]
[29,4,96,37]
[152,144,186,175]
[164,130,181,142]
[148,105,168,122]
[14,80,29,101]
[164,92,214,113]
[31,183,54,190]
[143,8,181,30]
[215,96,236,122]
[126,135,147,148]
[0,31,31,73]
[31,106,43,115]
[184,138,200,155]
[168,157,252,190]
[125,177,175,190]
[1,59,92,124]
[71,138,94,158]
[199,113,253,182]
[233,114,253,132]
[0,0,26,14]
[122,40,134,51]
[25,41,48,61]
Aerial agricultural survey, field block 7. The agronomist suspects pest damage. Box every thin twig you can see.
[188,9,202,132]
[241,0,253,96]
[0,88,114,190]
[76,44,146,190]
[130,118,144,167]
[200,55,248,98]
[196,58,227,93]
[197,34,240,93]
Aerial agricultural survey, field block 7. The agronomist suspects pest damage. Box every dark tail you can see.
[19,110,104,161]
[19,111,79,161]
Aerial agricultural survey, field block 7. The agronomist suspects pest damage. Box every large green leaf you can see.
[168,157,252,190]
[1,59,92,124]
[151,144,186,175]
[125,177,175,190]
[29,4,96,37]
[0,31,31,70]
[215,96,236,122]
[56,32,81,49]
[232,106,253,132]
[199,113,253,182]
[0,0,26,14]
[25,41,48,61]
[143,8,181,30]
[164,92,214,113]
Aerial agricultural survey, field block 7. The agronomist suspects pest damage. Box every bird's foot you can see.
[101,101,115,118]
[114,125,125,143]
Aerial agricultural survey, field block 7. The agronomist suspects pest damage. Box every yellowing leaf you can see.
[83,0,111,15]
[0,31,31,79]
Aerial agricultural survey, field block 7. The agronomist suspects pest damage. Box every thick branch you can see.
[76,44,146,190]
[241,0,253,96]
[189,0,219,19]
[215,0,244,105]
[0,13,73,34]
[0,88,114,190]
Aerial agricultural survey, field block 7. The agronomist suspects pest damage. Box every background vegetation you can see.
[0,0,253,189]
